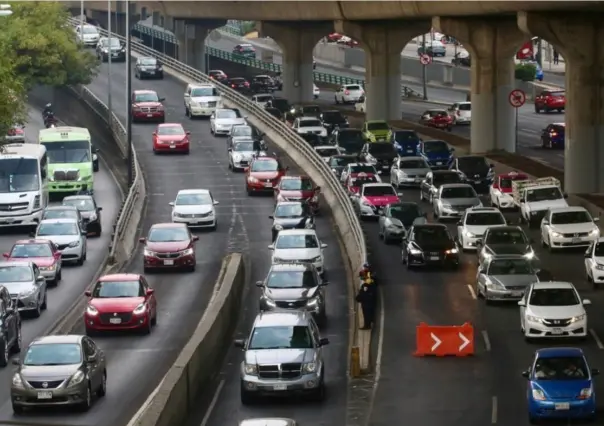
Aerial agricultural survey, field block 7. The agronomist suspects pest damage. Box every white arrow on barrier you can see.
[430,332,441,351]
[459,332,470,351]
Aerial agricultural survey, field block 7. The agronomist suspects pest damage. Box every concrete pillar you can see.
[336,20,430,121]
[434,17,525,154]
[519,12,604,194]
[175,19,226,72]
[260,21,332,104]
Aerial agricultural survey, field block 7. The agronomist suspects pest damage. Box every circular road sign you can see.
[420,54,432,65]
[508,89,526,108]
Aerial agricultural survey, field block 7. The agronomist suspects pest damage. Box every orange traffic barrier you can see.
[414,322,474,357]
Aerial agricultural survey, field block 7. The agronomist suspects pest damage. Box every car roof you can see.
[280,175,309,180]
[487,225,524,233]
[133,89,157,95]
[239,418,296,426]
[362,183,392,188]
[31,335,82,345]
[487,254,531,261]
[188,83,214,88]
[532,281,575,290]
[254,311,313,328]
[552,122,565,127]
[149,222,188,229]
[0,261,34,268]
[45,205,78,210]
[270,262,314,272]
[276,229,317,236]
[466,207,501,213]
[432,170,458,175]
[275,201,304,207]
[315,145,338,149]
[14,239,53,245]
[98,273,141,281]
[549,206,588,214]
[440,183,474,189]
[536,347,584,358]
[158,123,184,128]
[177,189,210,195]
[299,116,320,121]
[414,223,447,230]
[39,218,79,224]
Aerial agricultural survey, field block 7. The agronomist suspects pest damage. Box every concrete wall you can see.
[313,42,346,64]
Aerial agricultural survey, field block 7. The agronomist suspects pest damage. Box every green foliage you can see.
[515,63,536,82]
[240,21,257,36]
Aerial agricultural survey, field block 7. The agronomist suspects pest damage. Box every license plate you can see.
[264,183,273,187]
[112,53,118,57]
[382,165,389,169]
[551,328,564,335]
[406,149,414,153]
[474,180,482,184]
[109,318,122,324]
[436,162,443,165]
[429,256,439,261]
[37,391,52,399]
[170,145,175,149]
[164,259,174,266]
[511,291,523,297]
[572,237,581,243]
[148,71,155,74]
[191,222,199,225]
[147,113,153,117]
[273,384,287,391]
[555,402,570,410]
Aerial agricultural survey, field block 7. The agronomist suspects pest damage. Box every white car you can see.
[456,207,507,251]
[35,218,86,265]
[184,83,221,118]
[448,102,471,125]
[269,229,327,275]
[313,84,320,99]
[251,94,273,107]
[292,117,327,138]
[210,108,247,135]
[170,189,219,230]
[519,281,590,340]
[584,238,604,288]
[75,24,100,47]
[540,206,600,251]
[340,163,382,184]
[390,157,431,188]
[334,84,364,104]
[229,140,266,171]
[314,145,342,163]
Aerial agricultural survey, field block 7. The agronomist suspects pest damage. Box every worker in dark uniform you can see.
[356,275,377,330]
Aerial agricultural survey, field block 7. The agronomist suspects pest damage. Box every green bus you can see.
[38,126,94,194]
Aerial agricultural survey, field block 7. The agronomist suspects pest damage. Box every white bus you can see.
[0,143,49,228]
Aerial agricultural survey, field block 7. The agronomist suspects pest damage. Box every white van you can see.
[448,102,471,125]
[184,83,222,118]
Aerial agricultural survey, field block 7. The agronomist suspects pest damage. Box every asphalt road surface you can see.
[0,107,121,420]
[6,61,349,426]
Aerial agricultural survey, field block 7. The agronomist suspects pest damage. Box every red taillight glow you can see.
[231,84,236,88]
[550,132,558,136]
[345,90,350,95]
[244,82,250,87]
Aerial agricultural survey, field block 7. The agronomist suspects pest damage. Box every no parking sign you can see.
[419,54,432,65]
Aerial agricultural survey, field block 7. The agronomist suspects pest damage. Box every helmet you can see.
[363,262,370,269]
[45,103,52,108]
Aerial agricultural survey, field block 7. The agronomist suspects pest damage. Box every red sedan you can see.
[4,239,62,286]
[346,172,378,196]
[274,176,321,213]
[131,89,165,123]
[139,223,198,272]
[245,155,288,195]
[152,123,191,154]
[419,109,453,132]
[84,273,157,335]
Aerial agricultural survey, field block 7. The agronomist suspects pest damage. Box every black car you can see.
[250,75,276,94]
[269,201,315,241]
[477,226,536,265]
[134,56,163,79]
[451,52,471,67]
[267,97,290,115]
[92,145,99,172]
[265,107,284,121]
[320,110,349,134]
[402,224,460,269]
[449,155,494,192]
[360,142,398,174]
[227,77,250,93]
[299,133,326,148]
[330,128,365,155]
[62,195,103,236]
[289,104,321,121]
[0,285,21,366]
[328,155,358,179]
[95,37,125,62]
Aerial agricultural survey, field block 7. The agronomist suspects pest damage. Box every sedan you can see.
[152,123,191,154]
[245,156,288,195]
[95,36,125,62]
[62,195,103,236]
[584,238,604,288]
[269,229,327,276]
[419,109,453,131]
[84,273,157,335]
[139,223,198,272]
[210,108,247,136]
[273,176,320,214]
[134,56,163,79]
[540,206,600,251]
[6,125,25,143]
[476,256,539,303]
[3,239,62,286]
[34,219,87,265]
[170,189,219,230]
[378,202,426,243]
[0,262,47,318]
[390,157,431,188]
[269,201,314,242]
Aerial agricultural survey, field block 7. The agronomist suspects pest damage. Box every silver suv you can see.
[234,311,329,404]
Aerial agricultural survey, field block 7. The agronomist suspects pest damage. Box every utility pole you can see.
[126,0,133,186]
[107,0,112,123]
[421,33,427,100]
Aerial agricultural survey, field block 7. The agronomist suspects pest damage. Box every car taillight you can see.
[245,82,250,87]
[231,84,236,88]
[550,132,558,136]
[345,90,350,95]
[210,76,214,79]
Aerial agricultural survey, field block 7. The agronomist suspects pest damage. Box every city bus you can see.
[38,126,94,195]
[0,143,48,228]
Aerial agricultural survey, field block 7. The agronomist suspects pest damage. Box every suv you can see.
[534,90,565,114]
[232,43,256,58]
[540,122,565,149]
[184,83,221,118]
[234,311,329,404]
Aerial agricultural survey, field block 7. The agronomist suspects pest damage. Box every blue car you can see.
[524,347,598,424]
[419,140,454,170]
[540,122,565,149]
[521,60,544,81]
[391,130,420,156]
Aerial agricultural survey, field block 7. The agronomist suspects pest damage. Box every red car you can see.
[534,90,565,114]
[419,109,453,131]
[346,172,378,196]
[131,89,165,123]
[139,223,198,272]
[245,155,288,195]
[327,33,343,43]
[6,125,25,143]
[152,123,191,154]
[84,273,158,335]
[209,69,228,83]
[274,176,321,213]
[3,239,62,286]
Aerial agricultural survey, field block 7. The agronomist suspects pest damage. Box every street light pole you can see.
[107,0,112,123]
[421,33,427,100]
[79,1,84,37]
[126,0,133,186]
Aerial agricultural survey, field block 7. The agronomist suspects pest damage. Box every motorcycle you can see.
[44,116,58,128]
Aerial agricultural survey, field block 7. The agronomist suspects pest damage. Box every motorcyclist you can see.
[42,103,53,119]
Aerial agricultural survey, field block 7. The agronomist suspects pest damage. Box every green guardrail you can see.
[132,22,242,42]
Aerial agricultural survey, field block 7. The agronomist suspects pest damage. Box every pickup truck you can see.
[511,177,568,228]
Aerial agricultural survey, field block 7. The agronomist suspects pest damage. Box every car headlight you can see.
[133,303,147,315]
[68,371,86,387]
[446,248,458,254]
[244,364,257,375]
[464,230,475,238]
[307,297,319,307]
[550,231,562,238]
[101,48,108,53]
[190,101,200,107]
[173,212,184,218]
[12,373,24,387]
[86,304,98,316]
[589,228,600,236]
[143,248,155,257]
[233,154,242,161]
[303,362,318,373]
[181,248,194,256]
[40,265,55,271]
[89,213,97,221]
[570,314,586,323]
[68,240,80,248]
[531,389,546,401]
[527,315,544,323]
[524,250,535,260]
[409,248,422,255]
[441,204,453,210]
[248,176,259,183]
[274,224,283,231]
[310,255,322,263]
[596,263,604,271]
[579,388,593,399]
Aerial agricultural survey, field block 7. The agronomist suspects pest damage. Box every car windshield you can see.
[255,95,272,102]
[441,187,476,198]
[499,176,525,189]
[239,45,254,52]
[248,326,313,350]
[271,99,289,110]
[458,103,471,111]
[350,164,377,174]
[216,110,241,119]
[191,87,218,97]
[233,141,256,152]
[400,159,428,169]
[551,211,592,225]
[316,147,339,157]
[134,92,158,102]
[415,227,452,245]
[330,157,355,167]
[302,106,321,115]
[276,234,319,249]
[140,58,156,65]
[232,126,253,137]
[300,119,322,127]
[487,259,533,275]
[423,141,449,153]
[37,222,78,236]
[394,131,419,142]
[251,159,278,172]
[93,280,143,298]
[433,173,461,186]
[549,91,565,98]
[266,270,317,289]
[351,176,378,187]
[465,212,505,226]
[534,357,588,380]
[230,78,246,84]
[300,134,322,146]
[24,343,82,366]
[458,157,489,172]
[367,122,388,131]
[529,288,580,306]
[82,27,97,34]
[363,185,396,197]
[485,229,528,245]
[526,187,563,202]
[275,204,305,218]
[62,198,95,211]
[0,265,33,282]
[147,227,189,242]
[280,179,313,191]
[389,204,421,223]
[346,85,361,91]
[595,243,604,257]
[42,140,90,163]
[157,126,185,136]
[255,76,271,81]
[43,209,78,221]
[175,193,212,205]
[10,243,52,258]
[322,112,345,122]
[368,144,396,155]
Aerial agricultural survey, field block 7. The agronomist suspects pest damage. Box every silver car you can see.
[433,183,482,220]
[210,108,247,135]
[229,139,266,171]
[235,311,329,404]
[35,219,87,265]
[41,205,84,230]
[11,335,107,414]
[390,156,431,188]
[0,262,47,318]
[475,256,539,303]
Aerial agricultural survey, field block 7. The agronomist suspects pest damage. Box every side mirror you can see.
[518,300,526,307]
[213,200,219,205]
[234,339,246,349]
[316,186,321,191]
[321,281,330,286]
[169,202,174,207]
[98,207,103,211]
[11,359,20,366]
[255,280,264,287]
[585,252,591,258]
[29,232,35,238]
[583,299,592,305]
[227,148,232,152]
[450,147,455,152]
[397,192,404,197]
[54,252,61,258]
[146,288,155,296]
[268,244,275,250]
[159,98,165,102]
[86,355,96,363]
[192,236,199,242]
[319,337,330,346]
[268,215,274,219]
[5,307,14,315]
[186,131,191,135]
[594,218,600,223]
[243,168,249,173]
[521,370,530,379]
[152,132,157,136]
[81,230,87,235]
[94,148,99,153]
[139,237,146,243]
[378,210,384,216]
[457,221,462,226]
[591,368,600,376]
[489,164,494,168]
[84,290,91,297]
[1,253,8,258]
[321,243,328,249]
[542,220,549,225]
[36,275,45,282]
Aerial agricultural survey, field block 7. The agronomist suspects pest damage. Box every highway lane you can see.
[0,107,121,417]
[365,169,604,425]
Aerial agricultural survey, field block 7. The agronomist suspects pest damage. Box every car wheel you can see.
[13,325,21,353]
[31,300,41,318]
[310,375,326,402]
[12,404,23,415]
[383,232,391,245]
[57,268,62,281]
[185,107,189,117]
[151,311,157,326]
[334,96,339,105]
[419,191,424,202]
[141,318,152,335]
[41,290,47,310]
[0,339,9,367]
[240,383,255,405]
[78,385,92,412]
[534,106,540,114]
[97,371,107,397]
[528,415,539,425]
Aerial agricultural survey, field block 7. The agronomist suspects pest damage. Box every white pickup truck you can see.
[511,177,568,228]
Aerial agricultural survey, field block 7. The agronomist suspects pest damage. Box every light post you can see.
[79,1,84,38]
[125,0,133,186]
[107,0,112,123]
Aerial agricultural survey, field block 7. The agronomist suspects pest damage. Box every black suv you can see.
[402,223,460,269]
[250,75,276,94]
[134,56,163,80]
[0,285,21,366]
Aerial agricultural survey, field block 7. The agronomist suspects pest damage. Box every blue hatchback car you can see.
[419,140,454,170]
[392,130,421,156]
[524,347,598,424]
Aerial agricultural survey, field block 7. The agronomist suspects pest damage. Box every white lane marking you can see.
[590,329,604,349]
[482,330,492,352]
[199,379,225,426]
[491,396,498,424]
[467,284,477,300]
